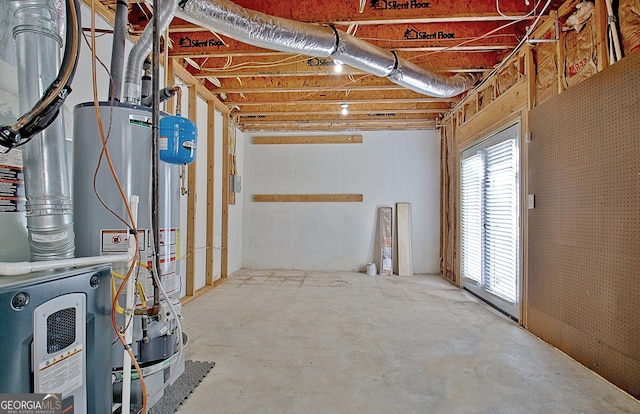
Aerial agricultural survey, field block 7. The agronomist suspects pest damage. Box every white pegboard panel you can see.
[527,52,640,398]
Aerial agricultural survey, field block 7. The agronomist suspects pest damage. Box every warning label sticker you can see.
[0,150,25,213]
[101,229,146,253]
[37,345,83,396]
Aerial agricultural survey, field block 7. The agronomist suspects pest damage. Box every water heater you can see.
[72,101,186,408]
[73,102,181,304]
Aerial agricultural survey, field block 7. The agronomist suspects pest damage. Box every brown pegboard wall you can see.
[528,51,640,398]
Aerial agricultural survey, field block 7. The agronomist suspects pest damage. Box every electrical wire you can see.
[198,54,307,73]
[275,9,549,105]
[448,0,554,114]
[496,0,543,20]
[0,0,81,149]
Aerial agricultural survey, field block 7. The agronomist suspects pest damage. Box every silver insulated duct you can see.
[11,0,75,260]
[124,0,178,103]
[177,0,479,98]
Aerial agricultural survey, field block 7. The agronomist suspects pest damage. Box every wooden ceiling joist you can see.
[91,0,563,131]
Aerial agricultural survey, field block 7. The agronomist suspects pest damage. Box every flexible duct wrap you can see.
[124,0,178,102]
[178,0,479,98]
[180,0,337,55]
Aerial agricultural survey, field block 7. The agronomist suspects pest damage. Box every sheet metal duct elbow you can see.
[177,0,480,98]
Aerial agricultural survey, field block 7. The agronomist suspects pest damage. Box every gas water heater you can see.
[73,101,192,408]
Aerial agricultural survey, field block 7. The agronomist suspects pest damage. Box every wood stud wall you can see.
[439,0,639,398]
[172,61,230,304]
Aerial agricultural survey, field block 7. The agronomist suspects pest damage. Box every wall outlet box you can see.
[527,194,535,209]
[230,174,242,193]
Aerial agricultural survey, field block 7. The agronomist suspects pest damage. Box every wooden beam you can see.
[173,61,229,113]
[168,21,519,57]
[191,53,495,78]
[211,0,537,24]
[81,0,115,26]
[205,101,216,287]
[457,79,528,148]
[186,85,197,297]
[253,135,363,145]
[180,275,227,305]
[235,108,446,117]
[253,194,364,203]
[239,119,437,131]
[228,97,454,106]
[221,115,230,278]
[166,59,176,114]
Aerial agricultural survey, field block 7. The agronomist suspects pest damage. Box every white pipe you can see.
[121,195,140,414]
[0,253,132,276]
[604,0,622,63]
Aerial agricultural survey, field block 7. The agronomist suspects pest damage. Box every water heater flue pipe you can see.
[123,0,178,103]
[177,0,479,98]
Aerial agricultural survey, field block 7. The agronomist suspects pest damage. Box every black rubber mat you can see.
[149,360,215,414]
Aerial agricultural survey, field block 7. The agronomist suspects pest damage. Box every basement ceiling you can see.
[90,0,564,132]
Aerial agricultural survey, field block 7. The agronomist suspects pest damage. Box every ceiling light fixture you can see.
[341,103,349,116]
[334,60,343,74]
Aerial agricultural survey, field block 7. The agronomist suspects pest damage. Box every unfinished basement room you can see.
[0,0,638,413]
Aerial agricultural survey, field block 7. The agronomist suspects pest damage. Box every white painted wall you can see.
[242,130,440,273]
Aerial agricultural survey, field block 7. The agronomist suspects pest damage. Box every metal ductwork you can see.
[124,0,178,103]
[11,0,75,260]
[177,0,479,98]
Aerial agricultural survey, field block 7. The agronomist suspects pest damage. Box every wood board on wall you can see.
[527,51,640,398]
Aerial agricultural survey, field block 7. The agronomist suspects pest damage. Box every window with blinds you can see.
[460,124,520,318]
[461,154,483,283]
[484,139,518,303]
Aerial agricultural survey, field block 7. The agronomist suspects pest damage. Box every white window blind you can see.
[461,125,520,318]
[461,154,483,283]
[484,139,518,303]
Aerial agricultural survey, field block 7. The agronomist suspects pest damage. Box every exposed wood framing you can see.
[253,135,363,145]
[173,60,229,114]
[457,79,528,148]
[438,0,617,323]
[166,58,176,113]
[206,101,215,287]
[186,85,197,297]
[221,115,230,278]
[253,194,364,203]
[180,275,227,305]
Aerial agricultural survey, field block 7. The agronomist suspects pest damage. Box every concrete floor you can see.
[176,270,640,414]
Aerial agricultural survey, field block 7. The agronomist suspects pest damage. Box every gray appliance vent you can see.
[47,307,76,354]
